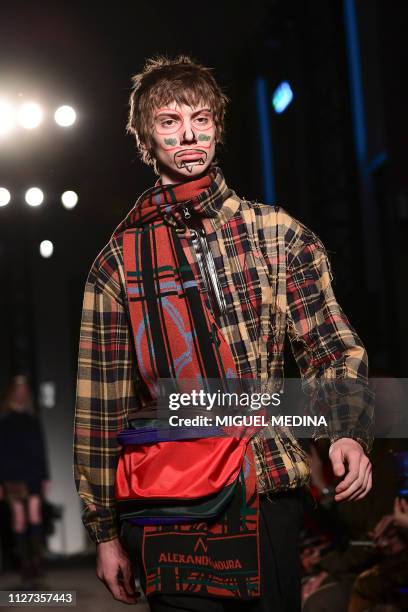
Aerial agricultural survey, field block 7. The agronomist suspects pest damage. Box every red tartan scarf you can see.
[134,169,214,225]
[132,165,231,227]
[123,166,239,396]
[120,167,261,600]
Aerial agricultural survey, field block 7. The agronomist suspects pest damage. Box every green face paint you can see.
[164,138,177,146]
[198,134,211,141]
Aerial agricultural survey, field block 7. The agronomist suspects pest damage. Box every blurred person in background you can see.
[0,375,50,586]
[301,440,408,611]
[346,494,408,611]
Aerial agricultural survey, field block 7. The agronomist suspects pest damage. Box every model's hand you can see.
[96,538,139,604]
[329,438,372,502]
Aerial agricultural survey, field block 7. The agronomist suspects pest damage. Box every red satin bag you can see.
[115,436,248,501]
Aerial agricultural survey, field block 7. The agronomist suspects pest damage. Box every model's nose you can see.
[181,123,196,143]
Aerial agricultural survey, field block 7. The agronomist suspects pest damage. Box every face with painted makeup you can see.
[150,101,216,184]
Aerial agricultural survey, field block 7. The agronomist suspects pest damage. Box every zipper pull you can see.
[182,206,191,219]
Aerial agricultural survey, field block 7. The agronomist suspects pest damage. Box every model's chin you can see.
[159,159,214,183]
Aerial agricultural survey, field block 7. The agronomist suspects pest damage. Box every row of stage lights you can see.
[1,96,78,259]
[0,185,75,259]
[0,101,76,134]
[0,187,78,209]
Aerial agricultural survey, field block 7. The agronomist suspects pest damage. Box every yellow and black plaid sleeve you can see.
[73,239,139,543]
[286,236,373,453]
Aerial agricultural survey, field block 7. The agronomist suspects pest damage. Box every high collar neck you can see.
[133,166,239,232]
[154,169,214,202]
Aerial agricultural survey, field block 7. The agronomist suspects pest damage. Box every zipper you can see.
[189,226,227,318]
[175,204,226,317]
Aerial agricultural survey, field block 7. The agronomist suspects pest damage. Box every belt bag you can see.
[114,428,249,525]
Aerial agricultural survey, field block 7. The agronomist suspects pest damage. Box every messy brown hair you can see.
[126,55,229,170]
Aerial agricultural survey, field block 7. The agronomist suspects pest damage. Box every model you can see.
[73,55,373,611]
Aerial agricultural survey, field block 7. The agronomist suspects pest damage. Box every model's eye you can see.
[194,116,210,125]
[161,119,176,127]
[155,116,181,131]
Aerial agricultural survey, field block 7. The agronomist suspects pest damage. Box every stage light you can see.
[55,105,76,127]
[0,187,11,207]
[40,240,53,258]
[0,100,15,136]
[61,190,78,209]
[25,187,44,207]
[18,102,43,129]
[272,82,294,114]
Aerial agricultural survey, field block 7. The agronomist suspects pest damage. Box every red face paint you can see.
[150,102,217,183]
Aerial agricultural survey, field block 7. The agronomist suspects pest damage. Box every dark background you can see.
[1,0,407,405]
[0,0,407,585]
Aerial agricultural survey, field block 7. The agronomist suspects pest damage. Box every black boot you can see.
[12,530,32,586]
[27,523,45,583]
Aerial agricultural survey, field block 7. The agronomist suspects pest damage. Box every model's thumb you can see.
[330,448,345,477]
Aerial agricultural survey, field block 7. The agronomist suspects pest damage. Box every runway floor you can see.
[0,555,150,611]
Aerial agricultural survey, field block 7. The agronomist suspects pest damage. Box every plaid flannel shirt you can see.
[73,174,373,543]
